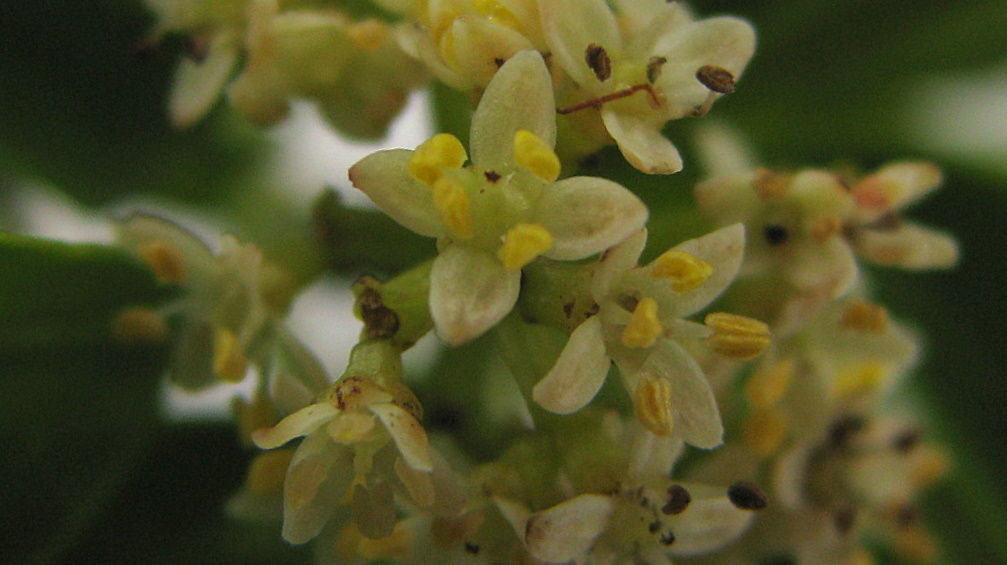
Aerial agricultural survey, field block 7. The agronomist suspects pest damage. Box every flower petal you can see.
[268,327,333,415]
[525,494,615,564]
[449,16,536,88]
[349,149,445,238]
[665,483,756,556]
[169,31,240,129]
[602,109,684,174]
[539,0,621,87]
[536,176,649,261]
[640,340,723,449]
[853,222,958,269]
[282,431,355,544]
[252,402,338,449]
[369,402,433,472]
[659,223,746,317]
[430,245,520,345]
[591,228,648,301]
[533,316,611,414]
[787,237,859,298]
[470,50,555,169]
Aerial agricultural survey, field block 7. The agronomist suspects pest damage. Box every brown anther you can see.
[763,224,789,246]
[893,429,922,453]
[828,414,866,448]
[483,170,501,182]
[659,531,676,546]
[696,65,736,94]
[585,43,612,82]
[464,542,480,555]
[648,520,662,534]
[662,484,692,515]
[556,84,661,115]
[354,279,401,339]
[647,56,667,84]
[727,481,768,511]
[494,57,506,68]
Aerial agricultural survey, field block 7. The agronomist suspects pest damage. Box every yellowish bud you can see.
[744,359,794,409]
[346,19,389,52]
[513,129,560,182]
[834,362,886,399]
[474,0,524,32]
[409,133,467,185]
[245,449,295,495]
[705,313,771,360]
[743,408,788,457]
[650,250,713,293]
[621,297,662,348]
[432,176,474,239]
[633,375,674,436]
[139,241,188,284]
[497,223,553,270]
[214,328,249,382]
[839,300,890,334]
[110,306,169,344]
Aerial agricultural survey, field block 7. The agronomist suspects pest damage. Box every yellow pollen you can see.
[704,313,771,360]
[432,176,474,239]
[834,363,886,399]
[474,0,524,32]
[346,19,389,51]
[246,449,295,495]
[139,241,188,284]
[650,250,713,293]
[513,129,560,182]
[213,328,249,382]
[633,375,675,436]
[744,359,795,409]
[497,223,553,271]
[409,133,467,185]
[621,297,662,348]
[839,300,890,333]
[743,408,788,457]
[110,306,169,344]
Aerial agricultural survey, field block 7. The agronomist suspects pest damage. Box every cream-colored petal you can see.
[169,31,240,129]
[665,483,756,556]
[852,161,943,221]
[394,21,471,90]
[267,327,333,414]
[591,228,648,301]
[395,455,436,507]
[369,402,433,472]
[536,176,649,261]
[252,403,338,449]
[449,16,536,88]
[539,0,621,87]
[349,149,446,238]
[470,50,555,169]
[352,479,397,539]
[640,340,723,449]
[430,245,520,345]
[602,109,684,174]
[282,431,355,544]
[787,237,859,299]
[656,223,746,317]
[533,316,611,413]
[525,494,615,563]
[854,223,958,269]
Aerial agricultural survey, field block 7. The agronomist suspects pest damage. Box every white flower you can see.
[350,50,648,345]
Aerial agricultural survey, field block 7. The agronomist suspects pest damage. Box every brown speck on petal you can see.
[484,170,501,182]
[647,56,667,84]
[659,530,676,546]
[662,484,692,515]
[585,43,612,82]
[696,65,736,94]
[727,481,768,511]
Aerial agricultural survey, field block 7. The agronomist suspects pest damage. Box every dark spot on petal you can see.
[728,481,768,511]
[763,224,789,246]
[484,170,501,183]
[494,57,506,68]
[649,520,662,534]
[647,56,667,84]
[828,415,866,448]
[662,485,692,515]
[563,301,574,318]
[659,530,676,546]
[464,542,480,554]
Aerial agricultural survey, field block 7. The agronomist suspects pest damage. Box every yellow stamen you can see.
[245,449,295,495]
[409,133,467,185]
[474,0,524,32]
[432,175,474,239]
[633,374,674,436]
[213,327,249,382]
[834,363,886,399]
[839,300,890,333]
[110,306,169,344]
[513,129,560,182]
[139,241,188,284]
[650,250,713,293]
[497,223,553,271]
[705,313,771,360]
[744,359,795,409]
[346,19,389,52]
[621,297,662,348]
[743,408,788,457]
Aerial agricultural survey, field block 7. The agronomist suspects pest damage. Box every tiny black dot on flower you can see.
[728,481,768,511]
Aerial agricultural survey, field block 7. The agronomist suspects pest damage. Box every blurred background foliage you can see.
[1,0,1005,563]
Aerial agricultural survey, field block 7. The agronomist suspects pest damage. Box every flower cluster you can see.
[133,1,961,564]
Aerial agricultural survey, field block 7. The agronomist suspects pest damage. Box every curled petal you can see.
[536,176,649,261]
[533,316,611,414]
[665,483,757,556]
[470,50,555,169]
[430,245,520,345]
[602,109,683,174]
[252,403,338,449]
[369,402,433,472]
[525,494,615,564]
[854,223,958,269]
[349,149,445,238]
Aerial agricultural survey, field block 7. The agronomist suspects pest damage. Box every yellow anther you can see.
[834,363,885,399]
[110,306,169,344]
[650,250,713,293]
[621,297,663,348]
[743,408,788,457]
[409,133,467,185]
[744,359,795,409]
[139,241,188,284]
[245,449,295,495]
[497,223,553,271]
[474,0,524,32]
[432,176,474,239]
[213,327,249,382]
[346,19,389,52]
[839,300,890,334]
[513,129,560,182]
[704,313,771,360]
[633,374,675,436]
